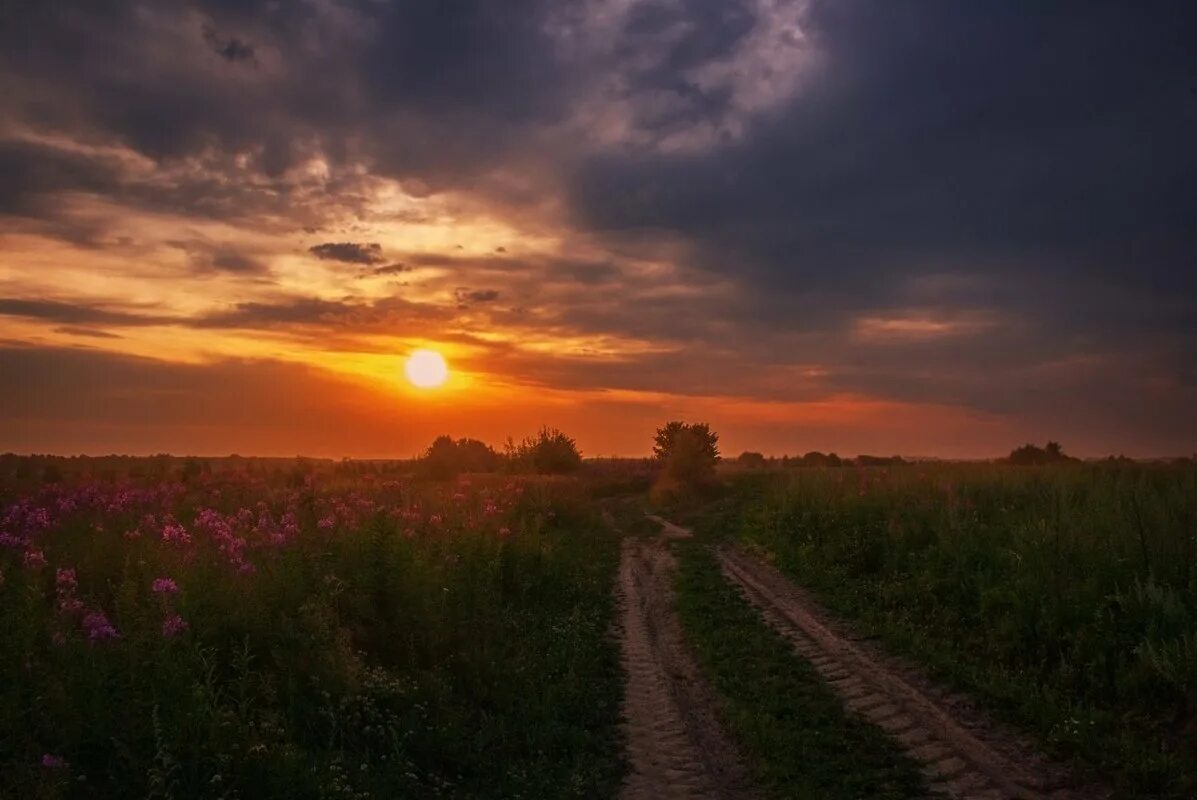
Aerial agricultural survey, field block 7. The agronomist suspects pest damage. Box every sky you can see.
[0,1,1194,459]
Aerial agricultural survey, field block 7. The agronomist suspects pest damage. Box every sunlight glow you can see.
[404,348,449,389]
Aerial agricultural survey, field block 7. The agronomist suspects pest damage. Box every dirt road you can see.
[616,518,755,800]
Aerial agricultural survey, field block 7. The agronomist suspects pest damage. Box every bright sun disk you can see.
[404,348,449,388]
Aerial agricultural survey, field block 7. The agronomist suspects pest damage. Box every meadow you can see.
[4,454,1196,799]
[0,464,623,799]
[703,462,1197,798]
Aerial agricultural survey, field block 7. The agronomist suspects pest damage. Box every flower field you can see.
[0,467,622,799]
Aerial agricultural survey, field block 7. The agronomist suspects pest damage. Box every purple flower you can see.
[151,577,179,595]
[41,753,66,769]
[81,610,120,643]
[161,614,189,638]
[56,568,77,591]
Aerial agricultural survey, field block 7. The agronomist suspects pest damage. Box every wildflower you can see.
[41,754,66,769]
[161,519,190,545]
[151,577,179,595]
[498,526,511,537]
[58,596,83,614]
[429,514,443,527]
[81,610,120,643]
[56,568,77,591]
[162,614,189,637]
[23,549,46,568]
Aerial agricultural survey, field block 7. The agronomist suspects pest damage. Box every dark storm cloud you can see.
[309,243,385,265]
[571,2,1197,295]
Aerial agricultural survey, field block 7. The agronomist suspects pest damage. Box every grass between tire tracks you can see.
[672,536,929,799]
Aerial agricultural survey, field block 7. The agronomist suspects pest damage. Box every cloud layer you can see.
[0,1,1194,456]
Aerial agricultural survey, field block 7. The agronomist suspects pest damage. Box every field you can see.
[2,457,1195,799]
[0,465,622,799]
[701,462,1197,798]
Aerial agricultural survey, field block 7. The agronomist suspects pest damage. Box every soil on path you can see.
[614,514,756,800]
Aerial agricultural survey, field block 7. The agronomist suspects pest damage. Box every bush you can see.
[420,436,501,479]
[509,428,582,474]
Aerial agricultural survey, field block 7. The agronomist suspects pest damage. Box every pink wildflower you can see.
[81,610,120,643]
[161,614,189,637]
[23,549,46,568]
[498,526,511,537]
[161,519,190,545]
[56,568,77,591]
[151,577,179,595]
[41,754,66,769]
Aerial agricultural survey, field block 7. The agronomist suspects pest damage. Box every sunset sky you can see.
[1,2,1194,458]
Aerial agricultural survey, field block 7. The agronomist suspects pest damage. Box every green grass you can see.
[710,464,1197,799]
[672,538,928,799]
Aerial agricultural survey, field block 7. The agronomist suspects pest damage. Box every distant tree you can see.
[653,421,720,486]
[1006,442,1076,465]
[797,451,844,467]
[737,451,767,468]
[422,435,460,479]
[510,428,582,474]
[856,454,907,467]
[422,435,501,479]
[652,421,688,460]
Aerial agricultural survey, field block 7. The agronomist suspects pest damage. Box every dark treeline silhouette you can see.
[1005,441,1079,465]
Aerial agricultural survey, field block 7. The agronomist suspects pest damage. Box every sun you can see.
[404,348,449,388]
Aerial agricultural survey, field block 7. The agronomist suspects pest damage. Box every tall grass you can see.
[0,473,622,799]
[718,463,1197,799]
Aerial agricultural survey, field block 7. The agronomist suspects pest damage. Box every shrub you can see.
[509,428,582,474]
[420,436,501,479]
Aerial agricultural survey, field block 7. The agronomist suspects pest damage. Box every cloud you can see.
[53,327,123,339]
[455,288,500,307]
[371,263,410,276]
[0,298,172,327]
[0,1,1193,456]
[201,24,257,65]
[309,242,385,265]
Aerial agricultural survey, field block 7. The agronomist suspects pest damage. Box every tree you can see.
[1006,442,1076,465]
[510,428,582,474]
[421,436,500,479]
[737,451,767,468]
[653,421,720,485]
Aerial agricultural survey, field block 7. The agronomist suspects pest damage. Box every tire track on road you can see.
[717,544,1106,800]
[616,519,755,800]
